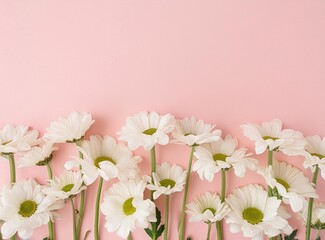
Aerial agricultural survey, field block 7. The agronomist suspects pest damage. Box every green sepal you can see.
[315,237,321,240]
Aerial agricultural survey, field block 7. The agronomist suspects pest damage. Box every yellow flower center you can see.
[203,207,216,215]
[242,207,263,225]
[19,200,37,218]
[213,153,228,162]
[62,184,74,192]
[123,197,136,216]
[275,178,290,191]
[159,179,176,188]
[94,156,116,168]
[143,128,157,135]
[311,153,325,159]
[262,136,278,141]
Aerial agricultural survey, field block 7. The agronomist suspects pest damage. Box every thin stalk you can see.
[150,146,157,240]
[70,198,77,240]
[46,164,53,180]
[306,165,319,240]
[267,150,273,197]
[127,234,132,240]
[47,163,54,240]
[164,195,170,240]
[8,154,16,184]
[206,223,212,240]
[94,177,104,240]
[76,141,85,240]
[216,170,226,240]
[178,146,195,240]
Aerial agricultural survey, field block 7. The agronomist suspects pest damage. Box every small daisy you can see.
[44,111,94,143]
[257,159,318,212]
[19,142,58,167]
[226,184,293,240]
[100,179,156,239]
[146,162,186,199]
[172,117,221,146]
[302,202,325,230]
[0,179,62,239]
[186,192,230,223]
[118,111,176,151]
[43,171,86,199]
[0,124,40,155]
[193,135,258,182]
[65,135,141,185]
[303,135,325,179]
[241,119,306,155]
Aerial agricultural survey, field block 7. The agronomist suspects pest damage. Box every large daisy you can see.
[303,135,325,179]
[226,184,292,240]
[241,119,306,155]
[100,179,156,239]
[172,117,221,146]
[0,124,40,155]
[65,135,141,185]
[257,159,318,212]
[118,111,176,151]
[44,111,94,143]
[146,162,186,199]
[0,179,62,239]
[193,135,258,182]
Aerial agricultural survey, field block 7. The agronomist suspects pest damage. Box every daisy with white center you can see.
[44,111,94,143]
[100,179,156,239]
[0,179,62,239]
[193,135,258,182]
[118,111,176,151]
[226,184,293,240]
[257,159,318,213]
[186,192,230,240]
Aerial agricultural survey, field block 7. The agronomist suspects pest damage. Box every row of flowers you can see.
[0,111,324,240]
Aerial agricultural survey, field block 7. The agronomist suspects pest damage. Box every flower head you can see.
[65,135,141,185]
[226,184,292,240]
[186,192,230,223]
[44,111,94,143]
[172,117,221,146]
[303,135,325,179]
[43,171,86,200]
[0,125,40,155]
[193,135,258,182]
[146,162,186,199]
[257,159,318,212]
[241,119,306,155]
[118,111,175,151]
[100,179,156,239]
[0,179,62,239]
[302,202,325,230]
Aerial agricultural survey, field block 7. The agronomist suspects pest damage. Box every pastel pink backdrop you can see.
[1,1,325,239]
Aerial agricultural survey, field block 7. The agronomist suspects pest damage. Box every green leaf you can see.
[156,207,161,225]
[43,238,49,240]
[315,237,321,240]
[144,228,153,238]
[284,229,298,240]
[186,238,192,240]
[156,224,165,238]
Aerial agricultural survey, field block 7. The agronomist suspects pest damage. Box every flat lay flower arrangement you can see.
[0,111,324,240]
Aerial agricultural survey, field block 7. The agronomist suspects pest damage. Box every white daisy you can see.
[186,192,230,223]
[0,179,62,239]
[241,119,306,155]
[302,202,325,230]
[257,159,318,212]
[43,171,86,200]
[0,124,40,155]
[100,179,156,239]
[65,135,141,185]
[19,142,58,167]
[303,135,325,179]
[146,162,186,199]
[44,111,94,143]
[193,135,258,182]
[172,116,221,146]
[118,111,176,151]
[226,184,293,240]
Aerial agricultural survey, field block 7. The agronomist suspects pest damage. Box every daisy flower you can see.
[0,179,62,239]
[44,111,94,143]
[65,135,141,185]
[241,119,306,155]
[43,171,86,200]
[303,135,325,179]
[257,159,318,212]
[100,179,156,239]
[193,135,258,182]
[146,162,186,199]
[226,184,293,240]
[172,116,221,146]
[0,124,40,155]
[118,111,176,151]
[19,142,58,167]
[301,202,325,230]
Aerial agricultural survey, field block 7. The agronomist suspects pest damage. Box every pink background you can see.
[1,1,325,239]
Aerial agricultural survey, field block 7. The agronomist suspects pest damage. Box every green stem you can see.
[164,195,170,240]
[306,165,319,240]
[151,146,156,173]
[46,163,55,240]
[8,154,16,184]
[178,146,195,240]
[46,163,53,180]
[94,177,104,240]
[127,234,132,240]
[76,141,85,240]
[317,229,321,238]
[206,223,212,240]
[216,170,226,240]
[267,150,273,197]
[70,198,77,240]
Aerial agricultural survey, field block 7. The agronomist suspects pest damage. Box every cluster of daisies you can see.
[0,112,324,240]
